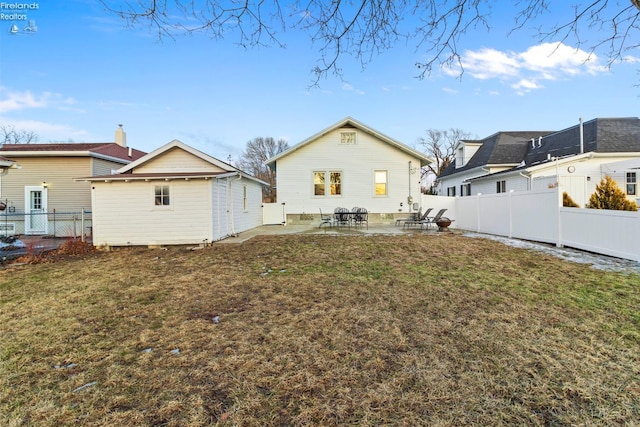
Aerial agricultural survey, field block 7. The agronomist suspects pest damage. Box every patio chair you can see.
[352,207,368,229]
[318,208,334,228]
[395,207,422,227]
[402,208,433,229]
[334,207,351,228]
[418,208,448,230]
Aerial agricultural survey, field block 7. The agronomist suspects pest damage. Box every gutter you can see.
[0,150,135,165]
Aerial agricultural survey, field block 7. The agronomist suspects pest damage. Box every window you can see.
[626,172,636,195]
[374,170,387,196]
[313,171,342,196]
[340,131,356,144]
[447,186,456,197]
[496,180,506,193]
[314,172,325,195]
[243,185,248,211]
[329,172,342,195]
[154,185,170,206]
[461,183,471,196]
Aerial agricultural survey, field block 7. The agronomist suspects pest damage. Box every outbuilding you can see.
[78,140,267,247]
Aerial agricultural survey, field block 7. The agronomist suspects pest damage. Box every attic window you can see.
[340,131,356,144]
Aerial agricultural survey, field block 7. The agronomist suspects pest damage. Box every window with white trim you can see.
[461,183,471,196]
[496,180,506,193]
[447,186,456,197]
[626,172,636,195]
[340,131,356,144]
[313,171,342,196]
[374,170,387,196]
[154,185,170,206]
[243,185,248,211]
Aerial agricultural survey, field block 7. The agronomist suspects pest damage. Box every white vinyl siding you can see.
[92,180,213,246]
[0,157,93,212]
[134,147,226,173]
[92,158,129,176]
[276,128,422,214]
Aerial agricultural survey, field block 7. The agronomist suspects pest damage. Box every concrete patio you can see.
[216,222,454,244]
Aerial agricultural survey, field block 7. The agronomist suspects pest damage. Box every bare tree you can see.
[416,128,471,193]
[236,137,289,202]
[102,1,640,83]
[0,125,39,144]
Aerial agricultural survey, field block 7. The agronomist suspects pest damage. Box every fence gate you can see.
[262,203,286,225]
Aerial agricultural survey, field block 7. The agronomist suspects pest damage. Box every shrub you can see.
[586,175,638,211]
[562,192,580,207]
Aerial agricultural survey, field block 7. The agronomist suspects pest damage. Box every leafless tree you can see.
[102,1,640,83]
[0,125,39,144]
[236,136,289,202]
[416,128,471,193]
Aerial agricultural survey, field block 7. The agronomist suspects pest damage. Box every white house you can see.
[265,117,432,223]
[438,131,550,197]
[78,140,267,247]
[439,117,640,207]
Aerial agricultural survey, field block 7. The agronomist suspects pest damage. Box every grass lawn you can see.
[1,233,639,426]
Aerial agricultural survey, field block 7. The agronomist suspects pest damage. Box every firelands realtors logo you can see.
[1,2,39,34]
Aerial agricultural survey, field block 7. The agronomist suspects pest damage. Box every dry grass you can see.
[1,233,639,426]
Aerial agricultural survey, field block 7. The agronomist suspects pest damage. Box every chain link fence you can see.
[0,209,92,240]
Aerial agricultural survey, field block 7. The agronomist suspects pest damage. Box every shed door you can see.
[24,186,48,235]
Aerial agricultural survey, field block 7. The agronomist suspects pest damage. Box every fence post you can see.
[556,186,563,248]
[81,209,85,242]
[508,190,514,239]
[476,193,482,232]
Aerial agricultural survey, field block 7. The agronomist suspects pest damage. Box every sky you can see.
[0,1,639,162]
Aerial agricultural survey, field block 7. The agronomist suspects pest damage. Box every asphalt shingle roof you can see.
[0,143,146,162]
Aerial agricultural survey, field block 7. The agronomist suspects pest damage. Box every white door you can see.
[24,186,48,235]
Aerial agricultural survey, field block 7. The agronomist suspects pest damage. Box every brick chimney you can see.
[115,124,127,147]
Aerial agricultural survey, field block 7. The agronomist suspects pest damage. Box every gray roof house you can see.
[437,131,550,196]
[438,117,640,207]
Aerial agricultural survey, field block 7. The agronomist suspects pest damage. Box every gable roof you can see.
[78,139,268,186]
[265,117,432,167]
[440,131,550,178]
[118,139,238,174]
[0,143,146,164]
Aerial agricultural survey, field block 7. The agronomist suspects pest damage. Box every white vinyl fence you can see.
[422,188,640,263]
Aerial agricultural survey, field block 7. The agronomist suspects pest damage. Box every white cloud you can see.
[464,48,521,80]
[511,78,543,95]
[0,118,90,142]
[0,87,79,113]
[342,83,365,95]
[445,42,607,94]
[442,87,459,95]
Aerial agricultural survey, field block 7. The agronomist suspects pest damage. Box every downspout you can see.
[228,173,242,237]
[519,171,531,190]
[408,161,412,212]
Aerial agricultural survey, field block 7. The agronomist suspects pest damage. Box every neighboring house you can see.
[438,117,640,207]
[438,131,550,197]
[78,139,267,247]
[265,117,432,223]
[0,126,146,236]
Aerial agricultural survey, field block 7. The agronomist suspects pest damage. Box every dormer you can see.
[455,139,481,168]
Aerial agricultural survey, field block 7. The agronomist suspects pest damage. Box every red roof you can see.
[0,143,146,162]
